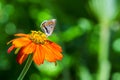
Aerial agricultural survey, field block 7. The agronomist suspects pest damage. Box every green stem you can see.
[97,24,111,80]
[17,54,33,80]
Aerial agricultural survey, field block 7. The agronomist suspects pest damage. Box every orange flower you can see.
[7,31,63,65]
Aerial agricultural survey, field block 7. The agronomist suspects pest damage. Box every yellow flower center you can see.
[30,31,47,44]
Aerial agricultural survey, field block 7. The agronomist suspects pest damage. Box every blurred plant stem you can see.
[89,0,117,79]
[97,23,111,80]
[17,54,33,80]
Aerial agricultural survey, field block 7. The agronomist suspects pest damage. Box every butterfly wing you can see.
[41,19,56,36]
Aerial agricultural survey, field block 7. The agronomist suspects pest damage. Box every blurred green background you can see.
[0,0,120,80]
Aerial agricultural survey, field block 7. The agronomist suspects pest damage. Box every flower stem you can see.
[17,54,33,80]
[97,24,111,80]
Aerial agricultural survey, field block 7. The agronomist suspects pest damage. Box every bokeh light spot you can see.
[112,72,120,80]
[113,38,120,52]
[78,18,92,31]
[36,61,63,77]
[5,22,16,34]
[38,9,52,22]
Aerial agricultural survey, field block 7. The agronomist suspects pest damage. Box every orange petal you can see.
[48,41,62,52]
[45,43,63,60]
[33,45,45,65]
[7,45,15,54]
[42,45,57,62]
[12,37,31,47]
[7,34,30,45]
[22,42,36,54]
[16,48,28,64]
[14,33,30,37]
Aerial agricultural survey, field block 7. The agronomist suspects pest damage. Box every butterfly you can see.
[40,19,56,36]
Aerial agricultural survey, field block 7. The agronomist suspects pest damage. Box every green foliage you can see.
[0,0,120,80]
